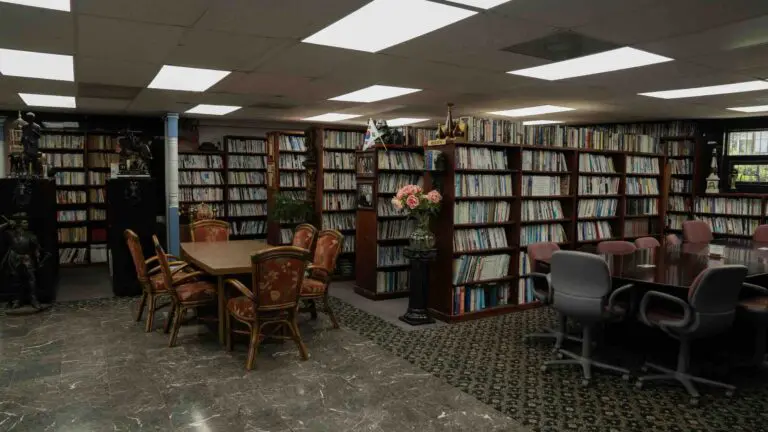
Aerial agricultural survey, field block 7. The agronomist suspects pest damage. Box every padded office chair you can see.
[682,220,713,243]
[541,251,633,386]
[292,223,318,251]
[597,240,637,255]
[665,233,681,246]
[636,265,748,404]
[634,237,660,249]
[753,224,768,242]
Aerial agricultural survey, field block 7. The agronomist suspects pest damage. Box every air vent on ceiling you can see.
[77,83,143,100]
[501,31,619,61]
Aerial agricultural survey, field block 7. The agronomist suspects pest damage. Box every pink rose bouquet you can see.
[391,184,442,232]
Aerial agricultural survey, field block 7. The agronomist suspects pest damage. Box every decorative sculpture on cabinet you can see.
[0,214,51,312]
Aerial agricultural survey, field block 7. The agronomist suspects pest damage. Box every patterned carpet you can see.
[327,296,768,432]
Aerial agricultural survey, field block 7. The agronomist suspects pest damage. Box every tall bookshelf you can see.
[85,134,119,264]
[224,135,268,240]
[312,125,365,280]
[354,143,425,300]
[265,132,306,245]
[664,137,697,234]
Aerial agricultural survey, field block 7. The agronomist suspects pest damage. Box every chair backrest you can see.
[634,236,660,249]
[753,224,768,242]
[292,223,317,250]
[250,246,309,311]
[682,220,713,243]
[310,230,344,282]
[687,265,747,336]
[526,242,559,295]
[190,219,230,242]
[597,240,636,255]
[665,233,681,246]
[124,229,148,281]
[151,235,181,302]
[550,250,612,322]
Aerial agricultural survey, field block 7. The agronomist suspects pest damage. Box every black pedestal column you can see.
[399,247,436,326]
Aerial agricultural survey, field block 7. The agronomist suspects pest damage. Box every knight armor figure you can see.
[20,112,43,176]
[1,214,46,309]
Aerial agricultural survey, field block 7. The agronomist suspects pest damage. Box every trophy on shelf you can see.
[429,103,467,146]
[705,148,720,194]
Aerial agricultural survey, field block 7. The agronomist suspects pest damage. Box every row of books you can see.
[323,192,356,211]
[279,229,293,245]
[55,172,85,186]
[454,201,511,224]
[454,227,508,252]
[626,156,660,174]
[456,174,513,197]
[518,252,534,304]
[323,172,355,190]
[279,154,306,169]
[669,196,691,212]
[229,203,267,217]
[58,227,87,243]
[520,224,567,246]
[280,172,306,188]
[90,208,106,221]
[453,254,510,285]
[88,153,118,168]
[522,200,564,221]
[228,138,266,154]
[378,245,408,267]
[87,136,118,150]
[90,189,105,203]
[44,153,83,168]
[627,198,658,216]
[379,174,422,194]
[666,141,693,156]
[578,199,617,218]
[41,135,85,149]
[670,159,692,175]
[577,221,613,241]
[59,248,88,264]
[57,190,87,204]
[376,271,409,294]
[378,219,415,240]
[671,178,692,193]
[459,116,523,143]
[228,172,265,184]
[522,151,568,172]
[229,155,266,169]
[625,219,656,237]
[697,217,759,236]
[522,175,568,196]
[694,197,762,215]
[324,131,363,150]
[179,154,223,169]
[229,187,267,201]
[611,121,697,138]
[278,135,305,152]
[179,171,224,185]
[409,128,438,147]
[89,172,109,185]
[455,148,508,170]
[579,154,616,173]
[578,176,620,195]
[343,235,355,253]
[379,151,424,170]
[668,214,686,230]
[452,284,513,315]
[524,125,564,147]
[231,220,267,236]
[179,188,223,202]
[322,213,355,230]
[324,152,355,170]
[378,200,407,217]
[57,210,87,222]
[626,178,659,195]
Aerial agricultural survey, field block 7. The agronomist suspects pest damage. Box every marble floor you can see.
[0,297,526,432]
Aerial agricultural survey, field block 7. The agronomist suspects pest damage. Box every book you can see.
[578,199,618,218]
[520,224,567,246]
[521,200,564,221]
[228,138,267,153]
[453,227,508,252]
[455,201,511,224]
[522,175,569,196]
[522,150,568,171]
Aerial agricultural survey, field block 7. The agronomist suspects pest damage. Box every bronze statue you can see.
[116,130,153,175]
[1,214,49,310]
[375,120,404,145]
[21,112,43,176]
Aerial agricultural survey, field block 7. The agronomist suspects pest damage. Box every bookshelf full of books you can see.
[693,194,763,238]
[265,132,306,245]
[354,140,425,300]
[663,136,697,234]
[223,135,268,240]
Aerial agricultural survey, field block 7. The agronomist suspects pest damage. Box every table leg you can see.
[218,276,225,345]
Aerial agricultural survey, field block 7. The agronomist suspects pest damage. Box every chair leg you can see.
[289,312,309,361]
[168,306,184,347]
[135,292,147,322]
[324,293,339,330]
[542,325,629,384]
[145,294,157,333]
[225,313,233,352]
[245,325,261,371]
[164,304,176,334]
[308,300,318,320]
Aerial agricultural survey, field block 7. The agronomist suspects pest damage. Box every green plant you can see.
[270,193,313,223]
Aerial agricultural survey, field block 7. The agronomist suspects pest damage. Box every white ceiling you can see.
[1,0,768,125]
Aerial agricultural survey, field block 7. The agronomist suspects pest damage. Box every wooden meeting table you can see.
[181,240,271,344]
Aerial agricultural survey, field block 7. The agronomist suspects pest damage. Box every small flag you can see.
[363,118,383,151]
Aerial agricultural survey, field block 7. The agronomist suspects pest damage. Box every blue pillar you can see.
[0,116,6,178]
[165,113,180,255]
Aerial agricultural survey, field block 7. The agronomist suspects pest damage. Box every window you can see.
[731,164,768,183]
[725,129,768,189]
[727,130,768,156]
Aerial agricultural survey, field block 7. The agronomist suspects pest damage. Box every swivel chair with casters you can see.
[541,251,633,386]
[738,283,768,368]
[636,265,748,405]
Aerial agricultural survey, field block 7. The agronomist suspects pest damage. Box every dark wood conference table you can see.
[180,240,272,344]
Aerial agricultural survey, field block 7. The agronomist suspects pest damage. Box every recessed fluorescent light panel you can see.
[523,120,564,125]
[148,65,231,92]
[727,105,768,113]
[387,118,430,126]
[330,85,422,103]
[444,0,511,9]
[302,113,361,122]
[639,80,768,99]
[489,105,575,117]
[0,0,70,11]
[19,93,75,108]
[508,47,673,81]
[0,48,73,81]
[302,0,476,53]
[186,104,241,116]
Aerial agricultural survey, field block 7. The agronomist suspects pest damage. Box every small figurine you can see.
[705,148,720,194]
[0,213,50,311]
[116,130,153,175]
[21,112,43,176]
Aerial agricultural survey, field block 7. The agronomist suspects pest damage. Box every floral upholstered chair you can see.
[224,246,311,370]
[152,235,218,347]
[292,223,317,251]
[125,229,190,332]
[189,219,230,242]
[299,230,344,329]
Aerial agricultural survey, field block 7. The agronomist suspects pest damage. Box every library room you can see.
[2,0,768,430]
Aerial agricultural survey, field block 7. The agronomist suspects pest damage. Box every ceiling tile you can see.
[77,15,184,63]
[76,0,211,26]
[492,0,659,28]
[77,97,130,111]
[0,3,74,53]
[75,56,160,87]
[165,30,293,71]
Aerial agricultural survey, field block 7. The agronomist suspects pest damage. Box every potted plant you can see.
[391,185,442,250]
[270,192,313,223]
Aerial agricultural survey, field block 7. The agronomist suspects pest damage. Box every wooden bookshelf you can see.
[663,136,697,234]
[223,135,268,241]
[264,132,305,245]
[355,141,424,300]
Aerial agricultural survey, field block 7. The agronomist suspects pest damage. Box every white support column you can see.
[165,113,180,255]
[0,116,7,178]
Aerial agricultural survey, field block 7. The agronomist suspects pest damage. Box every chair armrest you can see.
[144,256,159,266]
[638,291,692,329]
[147,261,188,276]
[225,279,255,300]
[743,282,768,297]
[608,283,634,308]
[307,265,331,282]
[171,271,206,286]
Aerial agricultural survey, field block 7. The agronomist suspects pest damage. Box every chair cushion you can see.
[300,278,327,296]
[148,265,191,292]
[176,281,216,303]
[645,307,685,325]
[227,296,254,320]
[740,296,768,313]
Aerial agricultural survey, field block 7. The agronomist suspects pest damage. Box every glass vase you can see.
[409,214,435,250]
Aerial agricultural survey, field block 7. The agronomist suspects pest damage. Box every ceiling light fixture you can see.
[508,47,673,81]
[443,0,511,9]
[330,85,422,103]
[0,48,74,81]
[387,118,430,126]
[0,0,70,11]
[302,0,476,53]
[727,105,768,113]
[522,120,565,125]
[148,65,231,92]
[185,104,241,116]
[19,93,76,108]
[302,113,362,122]
[489,105,575,117]
[639,80,768,99]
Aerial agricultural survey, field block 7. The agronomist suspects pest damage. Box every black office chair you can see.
[541,250,633,386]
[636,265,748,405]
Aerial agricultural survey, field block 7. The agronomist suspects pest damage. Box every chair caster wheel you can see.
[622,374,631,381]
[640,365,649,373]
[635,381,643,390]
[725,390,734,398]
[556,352,564,360]
[581,379,591,387]
[689,398,699,406]
[540,365,548,372]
